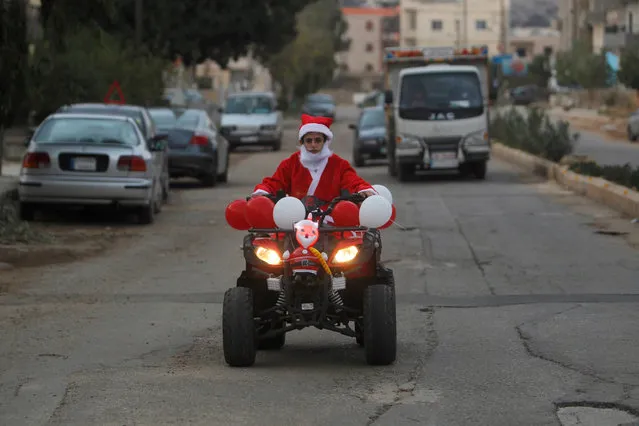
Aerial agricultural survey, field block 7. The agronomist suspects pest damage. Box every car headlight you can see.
[333,246,359,263]
[260,125,277,131]
[463,129,489,146]
[396,134,421,149]
[255,247,281,265]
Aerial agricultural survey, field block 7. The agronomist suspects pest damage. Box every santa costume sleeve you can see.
[339,158,374,194]
[252,157,292,195]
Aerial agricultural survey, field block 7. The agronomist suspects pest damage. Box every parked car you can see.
[219,91,283,151]
[18,113,167,224]
[348,106,388,167]
[56,103,170,202]
[357,91,384,109]
[627,109,639,142]
[167,108,230,186]
[509,85,544,106]
[148,107,178,132]
[301,93,336,119]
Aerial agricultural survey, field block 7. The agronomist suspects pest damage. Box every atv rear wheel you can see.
[222,287,257,367]
[363,284,397,365]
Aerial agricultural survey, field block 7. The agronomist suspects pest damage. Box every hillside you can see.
[510,0,558,27]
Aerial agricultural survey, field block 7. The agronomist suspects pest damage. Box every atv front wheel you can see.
[222,287,257,367]
[363,284,397,365]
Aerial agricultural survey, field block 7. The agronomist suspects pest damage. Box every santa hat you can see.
[298,114,333,145]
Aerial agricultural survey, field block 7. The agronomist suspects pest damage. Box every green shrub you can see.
[29,26,168,122]
[490,106,579,162]
[569,161,639,190]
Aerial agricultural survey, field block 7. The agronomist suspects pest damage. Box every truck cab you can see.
[383,46,492,181]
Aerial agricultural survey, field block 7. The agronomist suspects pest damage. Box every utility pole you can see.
[499,0,507,53]
[135,0,143,49]
[462,0,468,46]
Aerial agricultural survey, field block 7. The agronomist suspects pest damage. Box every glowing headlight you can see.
[333,246,359,263]
[255,247,281,265]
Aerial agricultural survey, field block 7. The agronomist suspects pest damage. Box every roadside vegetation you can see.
[490,106,578,162]
[568,161,639,191]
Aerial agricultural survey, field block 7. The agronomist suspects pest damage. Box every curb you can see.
[492,142,639,218]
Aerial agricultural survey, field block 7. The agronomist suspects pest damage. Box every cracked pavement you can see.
[1,106,639,425]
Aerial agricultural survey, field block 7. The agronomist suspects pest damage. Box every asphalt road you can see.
[1,106,638,425]
[501,105,639,167]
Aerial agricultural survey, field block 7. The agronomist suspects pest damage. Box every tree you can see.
[555,41,608,90]
[0,0,30,175]
[617,42,639,92]
[266,0,347,103]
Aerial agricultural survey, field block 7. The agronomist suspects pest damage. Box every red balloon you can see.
[225,199,250,230]
[332,201,359,226]
[379,204,396,230]
[245,196,276,228]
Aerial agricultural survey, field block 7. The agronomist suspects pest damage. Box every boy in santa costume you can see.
[251,114,376,209]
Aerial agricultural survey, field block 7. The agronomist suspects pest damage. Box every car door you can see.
[207,114,227,173]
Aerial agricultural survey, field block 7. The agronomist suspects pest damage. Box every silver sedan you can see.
[18,113,167,224]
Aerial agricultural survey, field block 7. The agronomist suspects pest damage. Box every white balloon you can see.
[273,196,307,229]
[359,195,393,228]
[372,184,393,204]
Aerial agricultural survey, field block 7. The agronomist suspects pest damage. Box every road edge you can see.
[492,142,639,219]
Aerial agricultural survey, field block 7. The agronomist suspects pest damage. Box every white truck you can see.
[382,45,492,181]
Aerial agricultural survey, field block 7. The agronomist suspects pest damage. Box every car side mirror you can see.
[218,107,224,113]
[348,123,357,130]
[384,90,393,105]
[152,133,168,141]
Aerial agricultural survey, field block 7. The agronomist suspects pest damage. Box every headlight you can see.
[333,246,359,263]
[396,134,421,148]
[255,247,281,265]
[463,129,489,146]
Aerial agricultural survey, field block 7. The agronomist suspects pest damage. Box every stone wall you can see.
[2,128,29,162]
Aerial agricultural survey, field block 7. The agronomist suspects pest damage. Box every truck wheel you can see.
[363,284,397,365]
[223,287,257,367]
[397,164,414,182]
[472,161,487,180]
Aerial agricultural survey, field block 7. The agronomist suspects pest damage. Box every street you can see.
[1,106,639,425]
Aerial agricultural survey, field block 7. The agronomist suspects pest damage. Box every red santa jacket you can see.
[253,151,372,201]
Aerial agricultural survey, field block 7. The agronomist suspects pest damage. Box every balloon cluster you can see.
[225,184,396,231]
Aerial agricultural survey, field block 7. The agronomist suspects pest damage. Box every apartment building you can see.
[509,27,560,61]
[336,7,400,75]
[399,0,511,55]
[557,0,638,53]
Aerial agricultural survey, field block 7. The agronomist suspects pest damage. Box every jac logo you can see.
[428,112,455,120]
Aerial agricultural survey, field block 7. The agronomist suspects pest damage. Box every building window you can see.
[431,20,443,31]
[365,63,374,72]
[366,43,374,52]
[476,20,487,30]
[404,37,416,46]
[516,47,527,57]
[366,20,374,31]
[406,9,416,30]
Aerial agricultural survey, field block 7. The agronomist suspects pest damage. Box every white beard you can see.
[299,144,332,173]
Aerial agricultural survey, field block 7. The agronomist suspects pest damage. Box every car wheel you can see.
[137,201,155,225]
[217,152,229,183]
[153,182,163,214]
[271,138,282,151]
[201,161,218,187]
[628,126,637,142]
[353,149,365,167]
[19,202,36,221]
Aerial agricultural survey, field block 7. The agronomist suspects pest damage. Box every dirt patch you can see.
[554,113,630,142]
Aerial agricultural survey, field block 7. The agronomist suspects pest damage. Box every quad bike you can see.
[222,190,396,367]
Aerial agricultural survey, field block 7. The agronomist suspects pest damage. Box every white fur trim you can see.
[299,123,333,143]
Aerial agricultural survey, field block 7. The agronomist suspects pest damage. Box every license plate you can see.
[71,157,97,171]
[301,303,314,311]
[430,152,458,169]
[240,136,258,142]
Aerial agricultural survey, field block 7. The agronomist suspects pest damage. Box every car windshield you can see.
[34,117,140,145]
[149,109,177,131]
[175,111,201,128]
[63,107,147,136]
[360,109,385,129]
[224,96,275,114]
[399,72,482,109]
[306,94,334,105]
